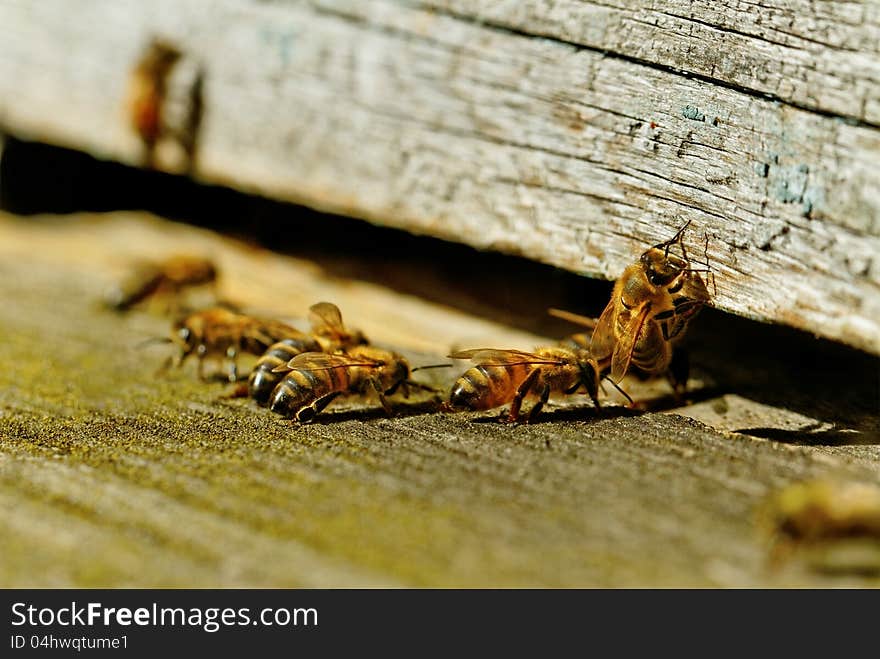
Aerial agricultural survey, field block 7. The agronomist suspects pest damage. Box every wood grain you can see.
[0,1,877,352]
[427,0,880,125]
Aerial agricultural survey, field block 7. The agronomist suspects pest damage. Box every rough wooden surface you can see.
[0,210,878,587]
[0,1,878,353]
[429,1,880,124]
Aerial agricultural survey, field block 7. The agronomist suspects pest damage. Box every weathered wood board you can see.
[0,210,878,587]
[0,0,878,355]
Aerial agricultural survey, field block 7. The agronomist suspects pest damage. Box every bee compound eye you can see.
[177,327,191,342]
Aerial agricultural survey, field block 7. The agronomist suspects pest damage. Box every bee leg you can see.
[226,346,238,382]
[601,377,631,407]
[584,360,603,409]
[295,392,341,424]
[155,354,174,377]
[505,368,541,425]
[196,344,208,381]
[384,379,403,397]
[667,346,690,400]
[370,379,394,416]
[526,384,551,424]
[155,347,185,377]
[219,383,249,400]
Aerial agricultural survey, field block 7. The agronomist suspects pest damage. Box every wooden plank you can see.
[427,0,880,125]
[0,210,878,587]
[0,1,878,353]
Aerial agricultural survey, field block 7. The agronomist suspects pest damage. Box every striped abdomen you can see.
[248,337,322,405]
[449,364,529,411]
[268,365,353,418]
[630,323,672,377]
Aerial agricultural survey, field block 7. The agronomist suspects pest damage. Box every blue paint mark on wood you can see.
[260,26,297,69]
[771,164,809,204]
[682,105,706,122]
[765,160,823,218]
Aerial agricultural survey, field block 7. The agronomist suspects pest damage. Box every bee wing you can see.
[448,349,566,367]
[308,302,346,334]
[589,299,617,364]
[273,351,377,373]
[609,304,651,383]
[547,308,598,330]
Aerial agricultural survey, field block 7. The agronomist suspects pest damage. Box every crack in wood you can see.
[419,1,880,128]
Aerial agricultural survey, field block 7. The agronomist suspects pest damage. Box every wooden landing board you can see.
[0,211,877,587]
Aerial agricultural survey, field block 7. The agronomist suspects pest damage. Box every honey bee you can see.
[247,302,368,405]
[127,39,182,168]
[106,255,218,312]
[760,480,880,573]
[267,346,435,423]
[163,307,315,382]
[590,220,711,391]
[446,347,601,424]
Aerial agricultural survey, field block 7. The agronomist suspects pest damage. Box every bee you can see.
[163,307,315,382]
[590,220,711,391]
[760,480,880,573]
[446,347,602,424]
[267,346,436,423]
[105,255,218,312]
[246,302,368,405]
[126,39,182,168]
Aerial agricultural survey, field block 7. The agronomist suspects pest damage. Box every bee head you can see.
[376,354,413,397]
[576,354,600,393]
[388,356,411,386]
[640,248,687,287]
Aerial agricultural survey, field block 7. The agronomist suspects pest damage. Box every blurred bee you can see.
[446,347,602,424]
[105,255,218,313]
[590,220,712,391]
[760,480,880,573]
[127,39,182,168]
[160,307,315,382]
[247,302,368,405]
[267,346,439,423]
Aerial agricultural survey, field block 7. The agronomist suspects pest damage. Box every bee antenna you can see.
[411,363,453,372]
[136,336,173,350]
[656,218,692,257]
[603,376,633,405]
[699,230,718,297]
